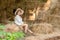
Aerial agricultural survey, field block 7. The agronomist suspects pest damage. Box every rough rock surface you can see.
[4,23,20,33]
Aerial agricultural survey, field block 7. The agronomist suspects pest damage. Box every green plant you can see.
[0,31,25,40]
[6,32,25,40]
[0,24,25,40]
[0,24,5,30]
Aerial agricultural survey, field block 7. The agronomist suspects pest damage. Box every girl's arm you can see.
[15,8,21,15]
[15,8,24,15]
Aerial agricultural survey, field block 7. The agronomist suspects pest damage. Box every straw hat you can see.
[15,8,24,15]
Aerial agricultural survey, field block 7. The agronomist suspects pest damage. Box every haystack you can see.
[30,23,54,34]
[24,32,60,40]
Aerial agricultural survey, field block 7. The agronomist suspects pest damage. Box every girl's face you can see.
[18,11,24,15]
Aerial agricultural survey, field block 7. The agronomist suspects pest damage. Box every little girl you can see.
[14,8,33,34]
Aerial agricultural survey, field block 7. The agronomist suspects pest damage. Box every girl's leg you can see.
[22,24,33,33]
[22,24,28,33]
[27,29,33,33]
[19,26,23,31]
[21,24,35,35]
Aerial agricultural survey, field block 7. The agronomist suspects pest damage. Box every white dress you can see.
[14,15,23,26]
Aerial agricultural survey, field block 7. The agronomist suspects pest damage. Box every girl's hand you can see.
[17,8,21,11]
[17,8,24,13]
[15,8,24,15]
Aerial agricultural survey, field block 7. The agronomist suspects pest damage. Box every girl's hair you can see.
[13,9,16,14]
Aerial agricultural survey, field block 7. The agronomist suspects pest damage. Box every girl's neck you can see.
[17,15,22,17]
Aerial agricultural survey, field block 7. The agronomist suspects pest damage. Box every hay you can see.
[30,23,54,34]
[24,36,41,40]
[24,32,60,40]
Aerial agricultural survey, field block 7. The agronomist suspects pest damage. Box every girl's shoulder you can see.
[15,15,22,18]
[15,15,19,18]
[15,15,20,17]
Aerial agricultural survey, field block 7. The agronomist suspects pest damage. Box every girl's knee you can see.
[24,24,28,26]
